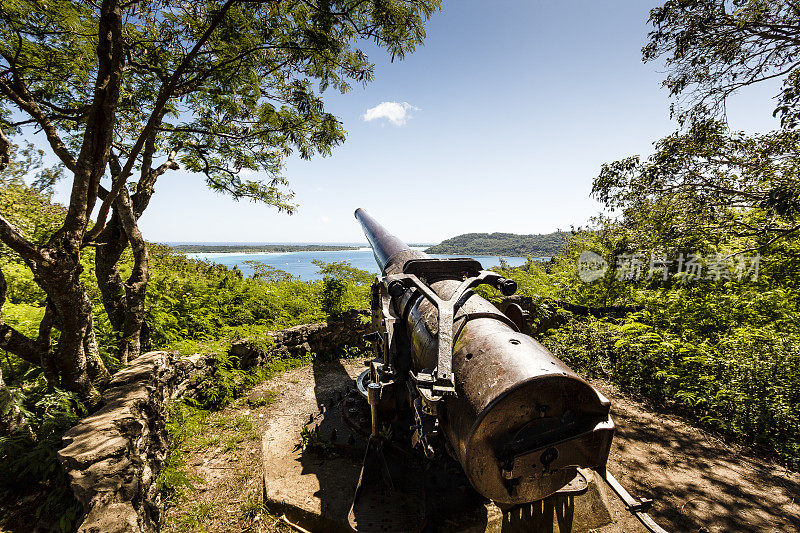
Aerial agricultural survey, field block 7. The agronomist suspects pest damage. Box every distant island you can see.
[425,232,567,257]
[170,244,361,253]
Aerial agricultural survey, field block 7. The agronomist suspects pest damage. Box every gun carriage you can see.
[346,209,665,533]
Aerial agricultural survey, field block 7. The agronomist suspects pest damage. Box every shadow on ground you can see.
[298,359,601,533]
[599,381,800,533]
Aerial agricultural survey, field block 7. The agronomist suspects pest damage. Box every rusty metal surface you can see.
[502,302,527,332]
[353,209,615,507]
[355,208,415,272]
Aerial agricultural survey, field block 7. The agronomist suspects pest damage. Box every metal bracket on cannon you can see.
[365,277,400,369]
[384,258,517,406]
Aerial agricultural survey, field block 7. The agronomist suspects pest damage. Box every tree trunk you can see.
[95,189,149,364]
[37,302,60,389]
[0,127,10,170]
[0,240,110,402]
[95,211,127,334]
[33,242,109,402]
[84,313,109,386]
[117,189,148,364]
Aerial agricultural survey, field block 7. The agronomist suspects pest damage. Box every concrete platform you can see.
[261,360,633,533]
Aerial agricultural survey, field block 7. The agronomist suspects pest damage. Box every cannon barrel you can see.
[355,209,614,504]
[355,207,426,272]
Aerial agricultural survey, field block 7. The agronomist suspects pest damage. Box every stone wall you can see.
[57,352,214,533]
[57,310,370,533]
[231,309,372,368]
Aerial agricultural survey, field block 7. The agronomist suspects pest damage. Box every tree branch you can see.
[138,148,179,193]
[0,266,41,367]
[723,223,800,259]
[85,0,239,243]
[0,77,78,173]
[71,0,126,227]
[0,213,45,264]
[0,125,9,170]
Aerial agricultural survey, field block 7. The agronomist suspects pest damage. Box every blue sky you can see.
[52,1,784,244]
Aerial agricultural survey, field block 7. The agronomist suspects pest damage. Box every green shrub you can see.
[541,306,800,468]
[0,387,86,532]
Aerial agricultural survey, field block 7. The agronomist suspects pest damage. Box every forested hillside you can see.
[425,231,566,256]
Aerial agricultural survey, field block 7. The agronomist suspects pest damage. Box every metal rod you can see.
[598,469,669,533]
[279,514,313,533]
[367,382,381,437]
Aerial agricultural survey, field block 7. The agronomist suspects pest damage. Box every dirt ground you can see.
[160,389,293,533]
[162,365,799,533]
[595,380,800,533]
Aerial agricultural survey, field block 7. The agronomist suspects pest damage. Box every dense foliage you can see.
[425,231,567,257]
[550,229,797,463]
[0,0,440,401]
[0,178,372,531]
[594,120,800,254]
[480,220,800,469]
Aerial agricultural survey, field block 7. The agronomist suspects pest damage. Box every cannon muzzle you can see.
[354,208,426,273]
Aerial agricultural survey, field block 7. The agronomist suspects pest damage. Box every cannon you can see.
[347,209,665,533]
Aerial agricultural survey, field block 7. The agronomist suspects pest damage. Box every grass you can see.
[159,345,357,531]
[160,402,262,531]
[172,501,215,533]
[298,425,331,453]
[158,403,208,500]
[246,389,277,408]
[158,341,370,533]
[240,495,266,522]
[195,434,222,448]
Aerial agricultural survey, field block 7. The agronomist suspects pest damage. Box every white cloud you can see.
[362,101,420,126]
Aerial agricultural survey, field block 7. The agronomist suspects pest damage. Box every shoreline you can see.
[169,245,362,254]
[182,248,546,259]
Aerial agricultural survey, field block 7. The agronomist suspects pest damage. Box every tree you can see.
[0,0,439,401]
[594,120,800,254]
[313,259,372,315]
[644,0,800,126]
[0,144,66,256]
[593,1,800,255]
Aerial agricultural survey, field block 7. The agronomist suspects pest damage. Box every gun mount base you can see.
[348,437,426,533]
[261,360,624,533]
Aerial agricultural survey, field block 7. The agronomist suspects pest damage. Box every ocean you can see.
[182,247,532,281]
